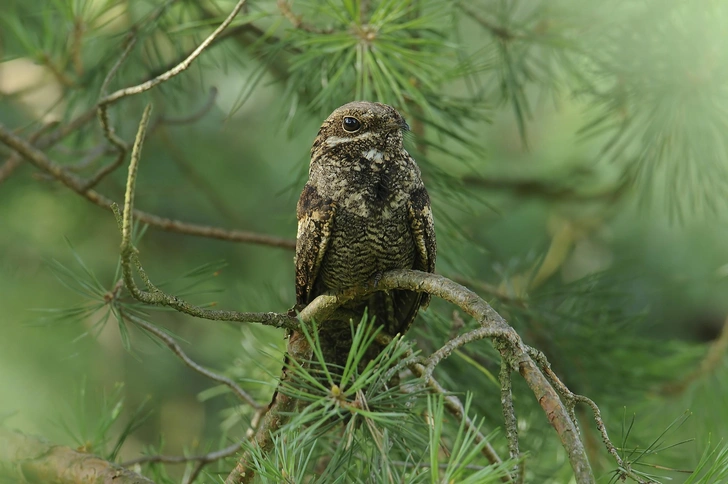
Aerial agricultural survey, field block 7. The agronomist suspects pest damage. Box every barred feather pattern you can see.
[295,101,436,368]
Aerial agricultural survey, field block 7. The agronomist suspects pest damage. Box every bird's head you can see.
[311,101,410,158]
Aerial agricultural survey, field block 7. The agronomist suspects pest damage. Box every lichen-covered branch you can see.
[114,108,298,330]
[292,270,595,483]
[0,428,153,484]
[527,347,650,484]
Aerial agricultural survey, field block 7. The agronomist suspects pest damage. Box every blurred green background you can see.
[2,0,728,482]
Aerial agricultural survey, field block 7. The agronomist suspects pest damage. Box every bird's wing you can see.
[407,185,437,307]
[295,183,336,308]
[382,185,437,338]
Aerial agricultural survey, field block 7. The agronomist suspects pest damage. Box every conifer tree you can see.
[1,1,728,483]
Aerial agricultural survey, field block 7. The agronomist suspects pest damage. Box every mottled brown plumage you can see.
[295,101,436,367]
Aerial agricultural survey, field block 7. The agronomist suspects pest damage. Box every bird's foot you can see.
[368,271,384,289]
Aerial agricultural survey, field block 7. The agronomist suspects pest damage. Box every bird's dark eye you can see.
[342,116,361,133]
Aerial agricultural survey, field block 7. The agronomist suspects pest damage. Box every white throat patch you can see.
[363,148,384,163]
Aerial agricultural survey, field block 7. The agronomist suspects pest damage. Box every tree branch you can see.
[123,310,262,410]
[114,108,298,330]
[293,270,595,483]
[225,330,313,484]
[98,0,248,108]
[408,362,512,483]
[87,33,138,191]
[0,124,296,249]
[0,428,153,484]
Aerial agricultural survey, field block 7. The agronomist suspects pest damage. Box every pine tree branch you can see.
[120,410,266,484]
[0,124,296,249]
[527,347,650,484]
[88,33,137,191]
[499,351,520,475]
[0,428,153,484]
[122,310,262,410]
[98,0,248,108]
[115,108,298,329]
[0,122,58,184]
[407,362,512,483]
[238,270,596,483]
[225,330,313,484]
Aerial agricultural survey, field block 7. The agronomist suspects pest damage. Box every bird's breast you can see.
[318,204,416,291]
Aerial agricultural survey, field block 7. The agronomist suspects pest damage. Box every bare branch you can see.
[152,87,219,128]
[121,409,266,484]
[113,109,297,329]
[0,124,296,249]
[0,428,153,484]
[99,0,248,108]
[123,310,262,410]
[423,325,507,380]
[527,347,650,484]
[0,121,59,183]
[89,34,138,191]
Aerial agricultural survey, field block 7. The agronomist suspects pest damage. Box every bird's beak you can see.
[388,117,410,132]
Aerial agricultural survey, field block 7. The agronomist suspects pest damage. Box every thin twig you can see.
[65,143,110,172]
[0,124,296,249]
[423,325,507,380]
[122,310,262,410]
[113,108,298,330]
[99,0,248,108]
[156,125,245,225]
[120,432,244,465]
[122,409,266,484]
[152,87,219,128]
[527,347,649,484]
[0,121,59,183]
[89,34,138,191]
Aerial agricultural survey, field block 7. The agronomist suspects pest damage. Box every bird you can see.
[295,101,436,369]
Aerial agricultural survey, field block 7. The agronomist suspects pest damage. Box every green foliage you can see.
[2,0,728,483]
[56,381,150,461]
[243,318,515,483]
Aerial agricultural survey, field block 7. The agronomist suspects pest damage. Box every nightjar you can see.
[295,101,436,366]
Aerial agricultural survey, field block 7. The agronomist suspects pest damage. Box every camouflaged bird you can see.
[295,101,436,366]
